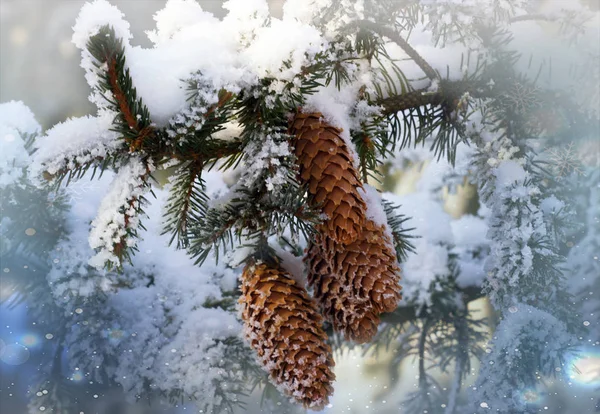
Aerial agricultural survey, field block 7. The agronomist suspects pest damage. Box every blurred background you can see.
[1,1,599,414]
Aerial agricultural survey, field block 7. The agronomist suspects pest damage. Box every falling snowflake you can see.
[65,180,101,203]
[545,142,585,178]
[502,82,542,114]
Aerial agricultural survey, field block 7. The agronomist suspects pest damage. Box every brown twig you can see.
[355,20,439,81]
[376,80,491,116]
[107,56,140,131]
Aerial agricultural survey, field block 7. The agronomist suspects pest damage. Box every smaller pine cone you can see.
[239,262,335,410]
[306,220,402,343]
[290,112,367,245]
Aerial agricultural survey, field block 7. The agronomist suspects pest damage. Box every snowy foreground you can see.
[1,0,599,413]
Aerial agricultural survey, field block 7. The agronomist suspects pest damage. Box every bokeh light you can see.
[518,388,543,406]
[105,328,125,345]
[71,371,84,382]
[567,351,600,387]
[20,333,40,347]
[0,343,30,365]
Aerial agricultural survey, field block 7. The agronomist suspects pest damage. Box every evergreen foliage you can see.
[1,0,598,413]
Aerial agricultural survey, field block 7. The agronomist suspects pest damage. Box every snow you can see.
[88,156,153,269]
[451,214,488,248]
[274,246,306,288]
[30,111,122,180]
[46,164,244,409]
[9,0,597,411]
[0,101,39,188]
[222,0,270,47]
[69,0,332,126]
[451,215,488,288]
[72,0,133,109]
[540,195,565,215]
[0,100,41,136]
[282,0,329,24]
[494,160,527,188]
[470,304,574,413]
[71,0,132,50]
[384,191,453,306]
[243,18,324,81]
[388,191,453,245]
[239,128,292,192]
[145,0,210,46]
[360,184,388,228]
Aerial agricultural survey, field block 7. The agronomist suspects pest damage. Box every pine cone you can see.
[290,112,367,245]
[239,262,335,410]
[305,219,402,343]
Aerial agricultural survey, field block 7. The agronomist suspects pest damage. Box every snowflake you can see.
[65,180,101,203]
[502,82,542,114]
[545,142,585,178]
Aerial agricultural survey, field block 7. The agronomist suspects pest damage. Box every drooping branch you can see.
[355,20,439,81]
[377,80,490,116]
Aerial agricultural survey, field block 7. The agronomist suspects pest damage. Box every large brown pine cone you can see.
[239,262,335,410]
[305,219,402,343]
[290,112,367,245]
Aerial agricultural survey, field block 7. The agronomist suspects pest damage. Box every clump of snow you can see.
[242,18,324,81]
[494,160,527,189]
[384,191,453,306]
[47,165,246,409]
[88,157,153,269]
[0,101,39,188]
[30,111,122,180]
[540,194,565,214]
[71,0,132,50]
[145,0,209,46]
[451,214,488,288]
[0,100,41,136]
[451,214,488,248]
[387,191,452,245]
[239,128,292,192]
[222,0,270,47]
[470,304,574,413]
[360,184,389,228]
[283,0,331,24]
[273,246,306,288]
[72,0,132,108]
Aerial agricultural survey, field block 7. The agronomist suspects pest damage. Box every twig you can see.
[376,79,490,116]
[509,14,553,24]
[355,20,439,81]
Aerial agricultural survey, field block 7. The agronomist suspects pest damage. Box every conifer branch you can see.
[163,161,207,249]
[377,80,490,116]
[88,157,154,270]
[355,20,439,81]
[88,26,155,152]
[383,200,416,262]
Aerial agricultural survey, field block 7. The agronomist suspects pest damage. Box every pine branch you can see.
[377,79,490,116]
[88,157,154,270]
[383,199,417,262]
[355,19,439,81]
[87,25,155,152]
[162,161,207,249]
